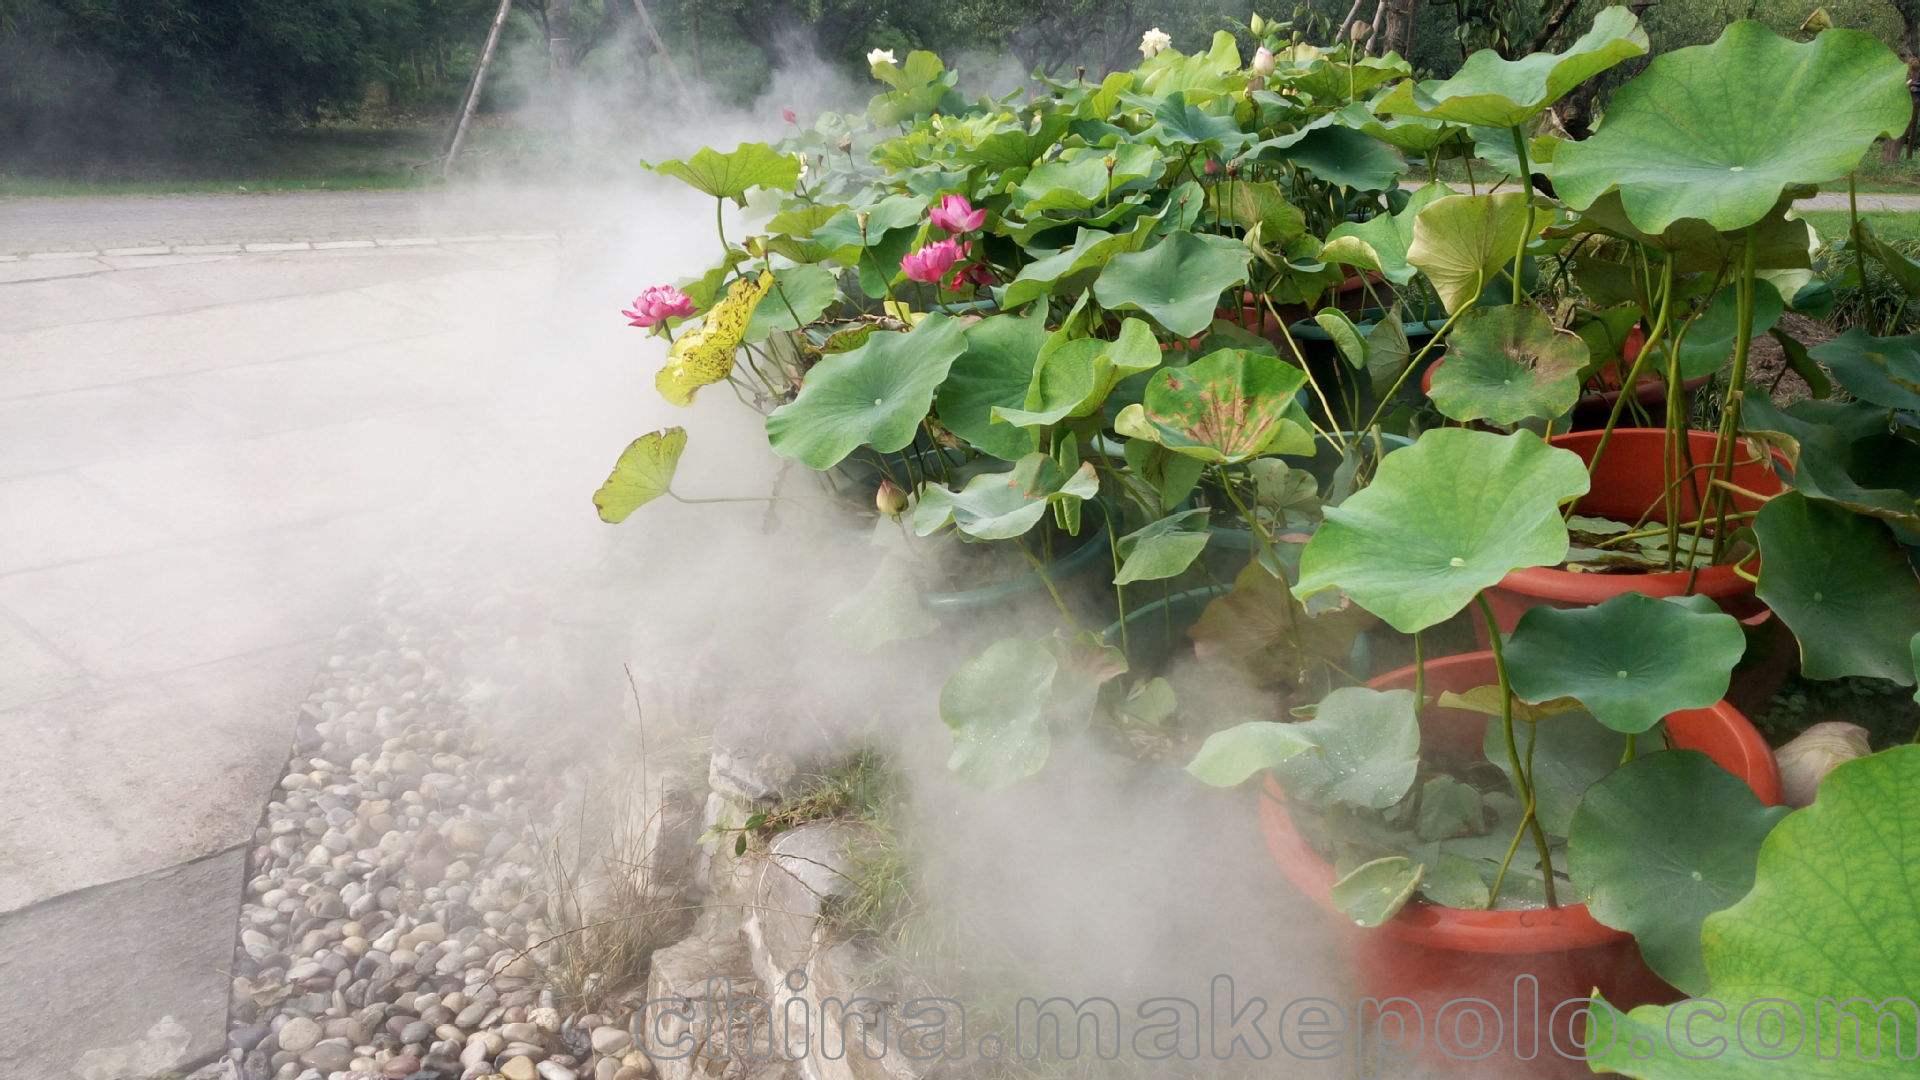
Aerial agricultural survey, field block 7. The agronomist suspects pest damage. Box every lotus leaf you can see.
[1297,429,1590,633]
[766,313,969,469]
[1554,22,1910,233]
[1570,751,1788,995]
[1428,304,1587,425]
[1585,747,1920,1077]
[593,428,686,523]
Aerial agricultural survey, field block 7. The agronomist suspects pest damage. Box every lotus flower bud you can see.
[1350,20,1372,42]
[1251,47,1276,76]
[875,479,908,518]
[837,134,854,153]
[1775,721,1871,807]
[1250,13,1266,36]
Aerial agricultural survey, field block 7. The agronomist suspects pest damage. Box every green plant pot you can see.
[920,501,1112,615]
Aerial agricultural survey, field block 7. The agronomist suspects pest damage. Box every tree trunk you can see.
[1381,0,1421,58]
[548,0,574,128]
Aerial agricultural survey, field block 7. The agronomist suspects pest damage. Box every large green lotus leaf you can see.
[812,194,928,254]
[1002,228,1135,309]
[953,112,1071,171]
[996,317,1161,427]
[1482,706,1637,837]
[1321,180,1451,285]
[766,314,968,470]
[1278,126,1407,193]
[1742,394,1920,530]
[1808,327,1920,411]
[1213,180,1307,244]
[1013,144,1164,214]
[1343,107,1466,155]
[742,264,839,343]
[1554,22,1910,234]
[1143,91,1252,151]
[1669,280,1785,379]
[1271,687,1422,810]
[1137,29,1243,98]
[1585,747,1920,1078]
[1112,348,1312,463]
[1407,191,1540,313]
[1123,438,1207,514]
[1570,751,1788,996]
[650,142,801,205]
[761,202,845,264]
[1290,53,1412,105]
[1093,232,1254,338]
[1755,491,1920,684]
[593,428,685,523]
[1375,7,1647,128]
[939,638,1057,789]
[1506,594,1747,735]
[933,311,1047,462]
[1113,508,1211,584]
[1297,429,1590,634]
[912,453,1099,541]
[1428,304,1587,425]
[1186,719,1314,787]
[1331,857,1425,928]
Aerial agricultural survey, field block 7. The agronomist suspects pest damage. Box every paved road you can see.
[0,184,732,1075]
[0,187,605,255]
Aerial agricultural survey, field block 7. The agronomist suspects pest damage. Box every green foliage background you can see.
[2,0,1916,172]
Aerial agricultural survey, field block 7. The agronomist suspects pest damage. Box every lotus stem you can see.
[1507,126,1533,286]
[1356,294,1477,436]
[1576,255,1674,522]
[1703,231,1761,565]
[1478,594,1559,909]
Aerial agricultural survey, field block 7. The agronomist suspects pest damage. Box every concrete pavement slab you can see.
[0,643,317,911]
[0,471,181,573]
[0,611,84,711]
[0,848,244,1074]
[0,382,241,477]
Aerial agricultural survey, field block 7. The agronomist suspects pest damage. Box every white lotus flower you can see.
[1139,28,1172,59]
[867,48,897,68]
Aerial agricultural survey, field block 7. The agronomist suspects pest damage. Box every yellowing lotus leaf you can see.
[656,271,773,406]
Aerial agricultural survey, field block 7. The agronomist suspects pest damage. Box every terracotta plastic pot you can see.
[1568,325,1712,432]
[1484,429,1786,632]
[1259,651,1782,1075]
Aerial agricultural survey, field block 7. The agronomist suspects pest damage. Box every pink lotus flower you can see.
[901,238,968,284]
[782,107,798,124]
[928,194,986,234]
[947,262,995,290]
[622,285,697,328]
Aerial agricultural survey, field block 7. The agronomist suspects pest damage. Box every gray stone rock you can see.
[276,1016,323,1055]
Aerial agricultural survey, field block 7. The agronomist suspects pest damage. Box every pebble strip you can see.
[217,579,658,1080]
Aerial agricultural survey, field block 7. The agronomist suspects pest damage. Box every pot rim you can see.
[1498,428,1783,601]
[1259,650,1782,955]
